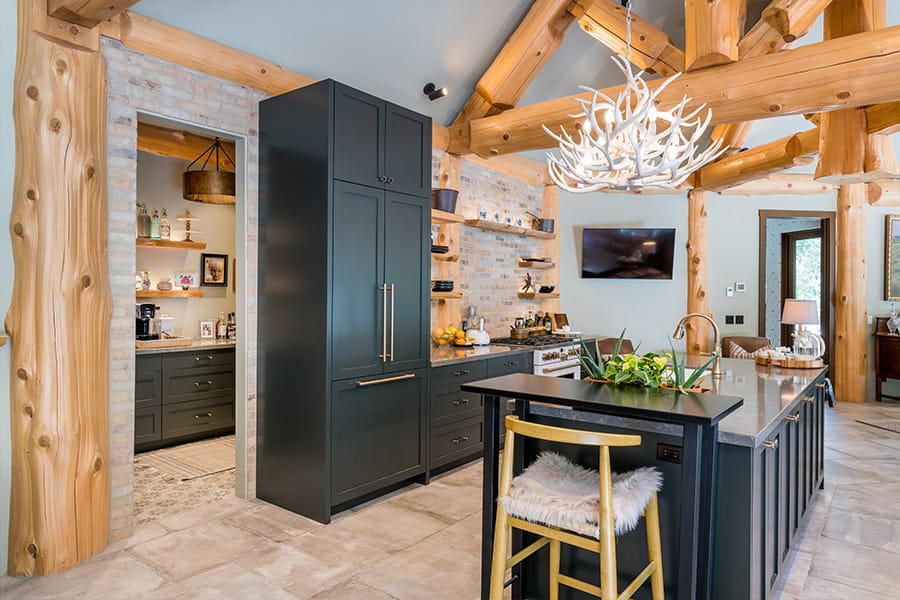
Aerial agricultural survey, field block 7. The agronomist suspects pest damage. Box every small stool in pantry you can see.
[490,416,664,600]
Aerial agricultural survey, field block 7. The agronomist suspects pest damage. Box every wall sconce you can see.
[182,136,236,205]
[423,82,447,101]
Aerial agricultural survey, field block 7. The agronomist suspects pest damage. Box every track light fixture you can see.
[423,82,448,101]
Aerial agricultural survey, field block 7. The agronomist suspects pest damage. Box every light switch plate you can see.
[726,286,734,297]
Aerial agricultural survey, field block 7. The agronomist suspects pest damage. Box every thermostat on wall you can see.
[735,282,746,292]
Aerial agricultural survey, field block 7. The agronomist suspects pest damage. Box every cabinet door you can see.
[384,103,431,197]
[761,426,784,598]
[332,181,385,380]
[383,192,429,373]
[331,370,426,505]
[333,84,384,189]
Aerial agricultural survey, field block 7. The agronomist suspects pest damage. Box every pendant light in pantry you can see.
[182,136,236,204]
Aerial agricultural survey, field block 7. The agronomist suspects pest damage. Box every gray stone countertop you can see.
[530,357,827,448]
[135,339,236,355]
[430,336,593,367]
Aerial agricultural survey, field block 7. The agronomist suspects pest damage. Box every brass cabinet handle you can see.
[451,436,469,444]
[763,439,779,451]
[451,398,470,406]
[453,369,471,377]
[193,412,213,420]
[815,382,826,389]
[193,380,213,387]
[378,284,388,361]
[194,355,214,361]
[389,283,395,362]
[804,395,815,403]
[357,373,416,387]
[504,360,520,366]
[786,413,800,423]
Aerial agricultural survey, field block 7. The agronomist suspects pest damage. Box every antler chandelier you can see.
[544,1,726,192]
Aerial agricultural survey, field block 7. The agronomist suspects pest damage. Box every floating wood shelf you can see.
[517,292,560,299]
[431,209,466,224]
[465,219,556,239]
[136,289,203,298]
[517,260,556,269]
[432,253,459,262]
[431,291,463,300]
[136,238,207,250]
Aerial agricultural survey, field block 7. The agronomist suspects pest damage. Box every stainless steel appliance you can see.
[135,303,159,340]
[492,335,582,379]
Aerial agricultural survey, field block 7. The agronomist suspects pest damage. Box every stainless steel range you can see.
[492,335,583,379]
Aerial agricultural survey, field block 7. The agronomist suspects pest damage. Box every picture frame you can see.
[199,319,215,339]
[886,215,900,301]
[201,253,228,287]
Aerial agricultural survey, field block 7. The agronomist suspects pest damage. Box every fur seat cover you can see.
[500,451,662,538]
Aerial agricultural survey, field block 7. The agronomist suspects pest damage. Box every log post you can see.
[435,153,462,328]
[833,184,868,402]
[6,0,111,574]
[686,189,710,355]
[541,185,560,315]
[684,0,745,70]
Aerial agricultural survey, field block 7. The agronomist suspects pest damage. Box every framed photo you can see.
[199,320,215,339]
[886,215,900,301]
[201,253,228,287]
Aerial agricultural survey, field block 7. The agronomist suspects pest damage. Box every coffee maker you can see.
[135,303,160,340]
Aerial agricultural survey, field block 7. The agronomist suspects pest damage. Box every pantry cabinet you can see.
[258,79,431,523]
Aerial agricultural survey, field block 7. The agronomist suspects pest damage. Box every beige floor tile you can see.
[432,460,484,489]
[798,575,897,600]
[309,578,401,599]
[828,481,900,521]
[151,494,248,532]
[134,562,301,600]
[238,527,388,599]
[806,536,900,597]
[355,534,481,600]
[128,519,273,581]
[391,480,481,523]
[820,510,900,553]
[2,552,166,600]
[326,501,449,553]
[428,512,483,558]
[226,500,320,542]
[824,438,897,459]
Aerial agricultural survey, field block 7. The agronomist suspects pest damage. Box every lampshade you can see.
[182,136,236,205]
[781,299,819,325]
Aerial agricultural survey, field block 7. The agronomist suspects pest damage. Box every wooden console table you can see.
[874,317,900,402]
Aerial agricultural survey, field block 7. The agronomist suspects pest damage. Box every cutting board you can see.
[135,337,193,349]
[755,355,824,369]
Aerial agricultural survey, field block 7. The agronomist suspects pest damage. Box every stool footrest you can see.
[558,573,603,597]
[505,537,550,571]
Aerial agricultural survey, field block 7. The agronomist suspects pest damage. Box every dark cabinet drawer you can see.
[431,415,484,469]
[431,360,487,389]
[164,367,234,404]
[431,388,483,426]
[487,353,533,378]
[136,354,161,373]
[163,396,235,439]
[135,406,161,446]
[135,370,162,410]
[162,349,234,371]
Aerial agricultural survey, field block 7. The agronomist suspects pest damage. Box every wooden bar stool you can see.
[491,416,665,600]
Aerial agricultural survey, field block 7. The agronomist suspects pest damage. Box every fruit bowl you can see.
[432,325,475,347]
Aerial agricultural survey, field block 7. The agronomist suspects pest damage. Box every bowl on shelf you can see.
[431,188,459,213]
[431,244,450,254]
[538,285,555,293]
[432,280,454,292]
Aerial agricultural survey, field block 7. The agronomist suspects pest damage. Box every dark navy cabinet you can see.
[258,79,431,523]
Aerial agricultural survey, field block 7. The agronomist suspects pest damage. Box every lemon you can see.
[447,326,457,335]
[432,327,444,338]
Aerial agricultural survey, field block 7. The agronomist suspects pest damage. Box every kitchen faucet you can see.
[672,313,723,379]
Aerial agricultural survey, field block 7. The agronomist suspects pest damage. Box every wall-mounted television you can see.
[581,228,676,279]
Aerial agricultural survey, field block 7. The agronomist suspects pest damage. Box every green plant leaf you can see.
[682,351,720,390]
[612,328,626,358]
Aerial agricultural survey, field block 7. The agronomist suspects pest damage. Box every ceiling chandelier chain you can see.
[543,0,726,192]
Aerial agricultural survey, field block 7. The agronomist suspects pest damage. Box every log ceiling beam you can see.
[465,154,551,186]
[716,173,836,195]
[454,26,900,157]
[451,0,574,126]
[697,129,819,191]
[762,0,835,42]
[48,0,141,28]
[685,0,745,71]
[137,122,236,172]
[865,101,900,134]
[570,0,685,76]
[867,180,900,205]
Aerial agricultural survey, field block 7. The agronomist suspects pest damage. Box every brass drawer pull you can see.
[804,395,815,403]
[763,439,779,451]
[815,382,826,389]
[453,369,471,377]
[504,361,520,366]
[193,412,213,420]
[786,413,800,424]
[451,436,470,444]
[194,355,214,361]
[194,380,213,387]
[357,373,416,387]
[451,398,470,406]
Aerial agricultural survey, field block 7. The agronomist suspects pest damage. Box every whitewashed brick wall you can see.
[103,38,265,539]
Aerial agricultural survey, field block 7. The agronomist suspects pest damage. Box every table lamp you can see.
[781,299,824,358]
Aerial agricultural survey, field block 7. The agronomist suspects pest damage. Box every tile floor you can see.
[1,400,898,599]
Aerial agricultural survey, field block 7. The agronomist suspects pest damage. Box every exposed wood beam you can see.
[9,0,110,575]
[865,101,900,134]
[685,0,745,70]
[137,122,236,171]
[864,133,900,180]
[710,122,753,157]
[465,154,551,186]
[867,180,900,205]
[698,129,819,191]
[762,0,835,42]
[738,16,792,58]
[433,124,450,151]
[570,0,685,76]
[48,0,140,28]
[458,26,900,157]
[686,189,710,355]
[32,0,100,51]
[717,173,836,195]
[452,0,574,125]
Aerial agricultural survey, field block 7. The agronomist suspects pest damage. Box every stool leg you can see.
[549,539,560,600]
[644,492,665,600]
[490,506,510,600]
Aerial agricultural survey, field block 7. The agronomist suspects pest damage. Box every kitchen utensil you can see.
[431,188,458,213]
[514,317,525,328]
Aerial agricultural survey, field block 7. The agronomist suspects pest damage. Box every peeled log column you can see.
[686,190,710,355]
[685,0,745,70]
[6,0,111,574]
[833,184,867,402]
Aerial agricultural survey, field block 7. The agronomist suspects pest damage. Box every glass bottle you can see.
[150,209,161,240]
[217,311,227,339]
[525,310,535,327]
[160,208,171,240]
[226,312,236,340]
[543,311,553,333]
[137,202,151,238]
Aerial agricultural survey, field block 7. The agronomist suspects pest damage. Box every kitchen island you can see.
[464,358,828,600]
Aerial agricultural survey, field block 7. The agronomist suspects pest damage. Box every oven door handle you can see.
[540,362,581,374]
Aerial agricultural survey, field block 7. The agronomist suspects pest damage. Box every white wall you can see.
[136,151,236,337]
[0,0,16,576]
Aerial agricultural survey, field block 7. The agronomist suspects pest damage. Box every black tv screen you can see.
[581,228,676,279]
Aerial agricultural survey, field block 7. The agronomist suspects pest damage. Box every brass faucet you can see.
[672,313,723,379]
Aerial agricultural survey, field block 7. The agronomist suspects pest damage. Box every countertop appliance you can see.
[492,335,582,379]
[135,303,159,341]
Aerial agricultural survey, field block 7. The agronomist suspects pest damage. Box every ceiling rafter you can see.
[49,0,141,28]
[451,0,575,127]
[865,101,900,134]
[762,0,836,42]
[568,0,685,76]
[450,26,900,157]
[685,0,745,70]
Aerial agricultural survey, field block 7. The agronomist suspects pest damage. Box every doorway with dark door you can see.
[758,211,835,366]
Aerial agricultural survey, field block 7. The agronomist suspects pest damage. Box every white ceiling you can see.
[133,0,897,154]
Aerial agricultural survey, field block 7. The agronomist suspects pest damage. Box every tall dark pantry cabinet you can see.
[257,80,432,523]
